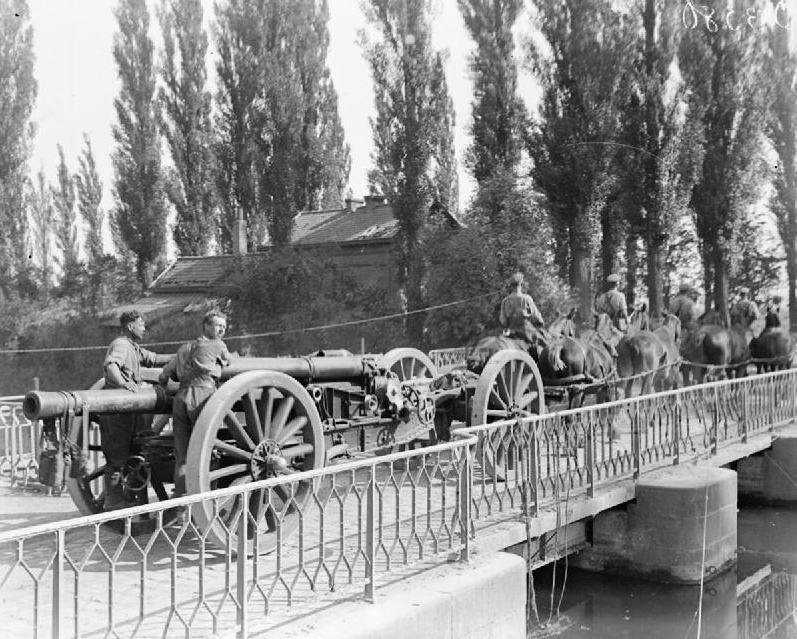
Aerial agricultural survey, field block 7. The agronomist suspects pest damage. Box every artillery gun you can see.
[23,348,545,551]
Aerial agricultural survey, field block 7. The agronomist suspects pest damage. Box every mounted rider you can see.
[731,286,760,328]
[499,272,546,355]
[669,283,698,327]
[595,274,628,331]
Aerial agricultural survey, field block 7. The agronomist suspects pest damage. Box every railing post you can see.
[586,415,594,498]
[365,464,377,602]
[673,396,681,466]
[633,402,641,479]
[769,377,776,432]
[529,421,539,518]
[458,442,472,562]
[236,489,249,639]
[712,386,720,455]
[741,380,749,444]
[52,529,64,639]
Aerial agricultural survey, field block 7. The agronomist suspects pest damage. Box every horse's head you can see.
[700,309,727,328]
[765,310,781,329]
[627,303,649,334]
[730,308,749,329]
[548,308,577,339]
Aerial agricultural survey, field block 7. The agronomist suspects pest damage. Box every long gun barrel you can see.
[23,355,373,421]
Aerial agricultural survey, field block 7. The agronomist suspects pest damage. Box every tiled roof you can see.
[291,204,398,244]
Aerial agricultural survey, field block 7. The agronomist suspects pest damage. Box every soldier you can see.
[670,283,698,326]
[101,310,172,510]
[595,274,628,330]
[766,294,783,326]
[159,311,235,497]
[731,286,760,328]
[499,272,544,344]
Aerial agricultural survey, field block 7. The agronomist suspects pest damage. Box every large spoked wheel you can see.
[187,371,325,554]
[471,350,545,481]
[375,348,439,454]
[65,373,170,524]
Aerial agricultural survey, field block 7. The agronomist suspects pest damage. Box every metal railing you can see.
[0,396,41,487]
[428,347,469,370]
[1,369,795,638]
[737,571,797,639]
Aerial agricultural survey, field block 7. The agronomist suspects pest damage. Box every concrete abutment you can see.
[737,435,797,503]
[571,467,738,583]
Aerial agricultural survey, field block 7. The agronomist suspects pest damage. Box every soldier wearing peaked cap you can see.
[670,283,698,327]
[731,286,759,328]
[595,273,628,330]
[499,272,544,345]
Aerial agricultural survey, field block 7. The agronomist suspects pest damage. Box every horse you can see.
[749,310,792,373]
[616,305,674,398]
[651,312,682,391]
[538,312,622,408]
[727,309,752,378]
[465,309,577,374]
[680,310,732,385]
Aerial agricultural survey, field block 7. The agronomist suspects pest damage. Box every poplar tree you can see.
[679,0,770,318]
[214,0,350,250]
[768,6,797,329]
[158,0,216,256]
[52,145,82,295]
[28,169,56,298]
[0,1,37,300]
[526,0,632,319]
[75,135,107,308]
[112,0,168,288]
[362,0,458,341]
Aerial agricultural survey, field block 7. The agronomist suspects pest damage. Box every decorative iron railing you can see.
[0,396,41,487]
[1,369,795,638]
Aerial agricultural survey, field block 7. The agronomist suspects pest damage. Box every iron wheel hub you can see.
[250,439,287,480]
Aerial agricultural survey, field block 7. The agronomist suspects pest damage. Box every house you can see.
[100,195,408,327]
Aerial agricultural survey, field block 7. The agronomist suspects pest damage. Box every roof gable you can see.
[291,203,398,244]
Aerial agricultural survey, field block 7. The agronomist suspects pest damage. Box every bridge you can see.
[1,368,796,638]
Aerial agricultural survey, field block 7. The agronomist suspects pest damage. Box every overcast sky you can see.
[28,0,535,215]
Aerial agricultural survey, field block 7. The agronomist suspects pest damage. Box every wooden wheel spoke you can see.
[281,442,314,460]
[241,393,263,444]
[275,415,308,446]
[208,463,249,483]
[213,439,252,461]
[489,387,508,410]
[248,488,267,524]
[85,465,106,483]
[498,371,512,404]
[486,408,510,418]
[516,371,532,402]
[260,389,276,439]
[271,396,295,439]
[519,391,539,410]
[224,411,255,451]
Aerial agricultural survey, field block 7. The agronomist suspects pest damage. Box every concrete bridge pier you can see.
[571,467,737,584]
[737,435,797,504]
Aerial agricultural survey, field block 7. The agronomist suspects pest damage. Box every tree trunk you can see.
[712,250,729,326]
[646,234,666,317]
[405,245,426,345]
[625,233,637,307]
[600,203,617,284]
[701,242,713,309]
[571,241,593,324]
[787,185,797,332]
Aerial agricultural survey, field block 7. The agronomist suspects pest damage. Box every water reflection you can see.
[530,506,797,638]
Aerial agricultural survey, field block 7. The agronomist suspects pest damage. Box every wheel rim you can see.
[471,350,544,481]
[187,371,324,554]
[375,348,439,453]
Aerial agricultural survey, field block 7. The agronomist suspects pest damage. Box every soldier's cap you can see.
[606,273,620,284]
[119,310,142,326]
[678,282,690,293]
[509,272,524,286]
[771,294,783,304]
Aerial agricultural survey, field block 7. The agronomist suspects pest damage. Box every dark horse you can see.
[749,310,792,372]
[681,309,736,384]
[465,309,578,374]
[537,313,622,407]
[616,306,682,398]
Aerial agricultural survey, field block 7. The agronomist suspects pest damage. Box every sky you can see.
[27,0,531,217]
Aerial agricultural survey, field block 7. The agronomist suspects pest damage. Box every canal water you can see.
[530,505,797,638]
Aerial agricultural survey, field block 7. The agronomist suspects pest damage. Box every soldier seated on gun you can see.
[101,310,172,511]
[159,311,235,497]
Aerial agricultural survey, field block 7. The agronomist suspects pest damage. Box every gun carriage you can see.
[23,348,544,551]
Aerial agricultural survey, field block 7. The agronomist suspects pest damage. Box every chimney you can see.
[344,196,364,212]
[232,208,248,255]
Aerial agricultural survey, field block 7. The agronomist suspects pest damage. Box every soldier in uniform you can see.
[595,273,628,330]
[731,286,760,328]
[499,272,544,344]
[101,310,172,510]
[670,283,698,326]
[159,311,234,497]
[766,294,783,326]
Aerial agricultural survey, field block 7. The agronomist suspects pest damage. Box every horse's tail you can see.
[547,339,566,372]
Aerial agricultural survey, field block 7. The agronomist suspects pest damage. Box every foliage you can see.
[525,0,632,319]
[361,0,458,341]
[679,0,771,316]
[458,0,526,196]
[111,0,168,288]
[52,145,83,296]
[213,0,350,250]
[767,10,797,329]
[27,169,56,298]
[158,0,217,256]
[0,0,37,301]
